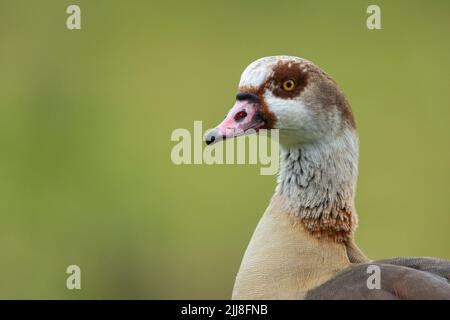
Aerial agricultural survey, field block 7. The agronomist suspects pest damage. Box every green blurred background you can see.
[0,0,449,299]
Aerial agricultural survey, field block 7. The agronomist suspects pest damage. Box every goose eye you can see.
[282,79,295,91]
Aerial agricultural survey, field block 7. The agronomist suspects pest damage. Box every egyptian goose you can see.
[205,56,450,299]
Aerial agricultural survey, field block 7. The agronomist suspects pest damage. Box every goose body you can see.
[205,56,450,299]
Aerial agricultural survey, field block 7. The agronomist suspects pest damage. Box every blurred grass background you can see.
[0,0,449,298]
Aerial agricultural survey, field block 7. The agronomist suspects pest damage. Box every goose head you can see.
[205,56,355,147]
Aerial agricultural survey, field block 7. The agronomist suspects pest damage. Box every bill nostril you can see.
[205,129,221,145]
[234,110,247,122]
[206,135,215,145]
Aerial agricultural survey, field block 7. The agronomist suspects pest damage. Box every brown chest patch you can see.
[300,208,356,243]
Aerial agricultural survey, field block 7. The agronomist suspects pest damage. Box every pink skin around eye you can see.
[215,100,263,139]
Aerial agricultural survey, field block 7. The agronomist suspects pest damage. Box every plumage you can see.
[306,258,450,299]
[206,56,450,299]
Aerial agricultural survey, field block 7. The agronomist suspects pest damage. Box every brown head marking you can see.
[237,58,355,132]
[237,60,309,129]
[237,85,277,129]
[269,61,309,99]
[308,68,356,129]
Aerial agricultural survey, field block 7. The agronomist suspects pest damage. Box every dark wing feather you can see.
[377,257,450,280]
[305,257,450,300]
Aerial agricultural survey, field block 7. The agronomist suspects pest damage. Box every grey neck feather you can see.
[275,129,359,222]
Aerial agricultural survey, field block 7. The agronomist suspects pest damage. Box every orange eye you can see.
[282,79,295,91]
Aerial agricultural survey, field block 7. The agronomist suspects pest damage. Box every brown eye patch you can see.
[270,61,308,99]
